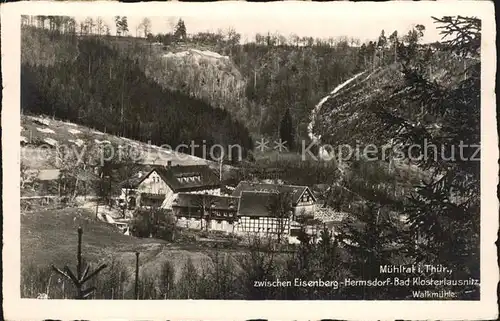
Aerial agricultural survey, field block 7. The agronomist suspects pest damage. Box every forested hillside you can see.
[313,16,482,299]
[22,17,430,146]
[131,32,364,142]
[21,27,254,162]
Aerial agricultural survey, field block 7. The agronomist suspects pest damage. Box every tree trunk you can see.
[72,177,80,200]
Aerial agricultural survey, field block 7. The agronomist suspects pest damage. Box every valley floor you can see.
[21,206,234,278]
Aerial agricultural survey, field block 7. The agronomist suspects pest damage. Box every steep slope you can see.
[145,46,246,111]
[310,51,474,150]
[107,35,362,140]
[103,37,250,129]
[306,47,478,204]
[21,27,253,162]
[21,114,208,171]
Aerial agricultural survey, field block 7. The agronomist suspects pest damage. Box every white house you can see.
[121,162,221,209]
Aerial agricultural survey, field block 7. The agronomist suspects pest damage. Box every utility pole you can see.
[219,156,223,182]
[135,252,140,299]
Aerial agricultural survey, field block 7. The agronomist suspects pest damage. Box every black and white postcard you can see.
[2,1,498,320]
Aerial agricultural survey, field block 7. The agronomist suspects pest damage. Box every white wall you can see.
[237,216,290,235]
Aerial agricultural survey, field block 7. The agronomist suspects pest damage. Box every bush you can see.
[130,207,177,241]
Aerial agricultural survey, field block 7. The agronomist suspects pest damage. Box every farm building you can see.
[231,181,317,218]
[22,167,99,197]
[172,193,239,232]
[236,191,293,236]
[172,191,297,237]
[121,162,221,209]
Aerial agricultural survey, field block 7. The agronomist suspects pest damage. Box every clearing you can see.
[21,207,219,279]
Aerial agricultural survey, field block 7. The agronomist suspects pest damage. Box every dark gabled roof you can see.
[134,165,220,192]
[121,177,142,189]
[231,181,316,205]
[237,191,284,218]
[120,164,155,188]
[172,193,239,211]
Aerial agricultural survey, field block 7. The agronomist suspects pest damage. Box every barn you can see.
[231,181,317,218]
[236,191,292,236]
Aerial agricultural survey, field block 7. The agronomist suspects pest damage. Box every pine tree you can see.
[377,16,481,299]
[114,16,128,37]
[114,16,121,36]
[279,108,294,151]
[120,17,129,36]
[389,30,398,63]
[338,201,405,299]
[174,18,187,41]
[377,29,387,64]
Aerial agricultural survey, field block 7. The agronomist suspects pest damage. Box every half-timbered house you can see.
[231,181,317,218]
[236,191,292,236]
[172,193,239,232]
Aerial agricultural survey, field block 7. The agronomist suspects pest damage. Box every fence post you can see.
[76,227,83,297]
[135,251,140,299]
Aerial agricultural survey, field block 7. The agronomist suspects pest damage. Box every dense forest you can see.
[143,22,429,143]
[21,16,434,146]
[142,30,383,142]
[21,26,254,161]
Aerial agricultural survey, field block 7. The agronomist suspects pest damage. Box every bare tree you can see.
[21,15,29,27]
[20,161,39,195]
[54,136,102,201]
[84,17,95,35]
[141,17,152,38]
[267,191,294,244]
[135,24,143,38]
[95,17,106,37]
[166,17,177,33]
[191,193,214,231]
